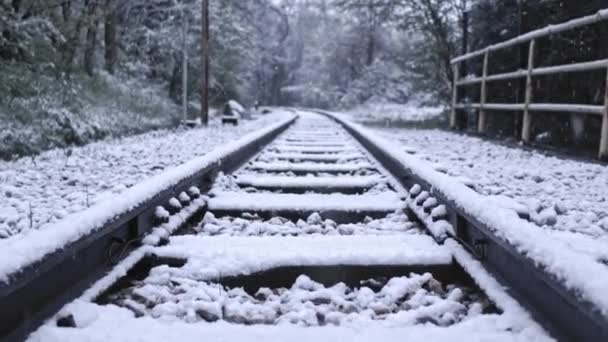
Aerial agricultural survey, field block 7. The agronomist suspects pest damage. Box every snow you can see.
[377,128,608,237]
[228,100,246,113]
[196,211,422,236]
[260,152,364,162]
[26,111,552,342]
[0,112,291,240]
[104,272,489,327]
[323,112,608,316]
[235,175,385,189]
[142,197,208,246]
[346,103,445,123]
[0,111,296,283]
[31,309,550,342]
[270,145,359,153]
[208,192,403,213]
[28,234,551,342]
[445,239,551,340]
[248,161,375,173]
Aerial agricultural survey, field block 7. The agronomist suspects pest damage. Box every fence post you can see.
[522,40,535,143]
[478,50,489,133]
[600,66,608,160]
[450,63,460,129]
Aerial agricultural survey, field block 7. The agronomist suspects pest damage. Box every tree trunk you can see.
[366,30,375,66]
[12,0,21,12]
[104,0,118,74]
[169,56,182,103]
[64,2,91,73]
[84,8,99,76]
[62,1,71,23]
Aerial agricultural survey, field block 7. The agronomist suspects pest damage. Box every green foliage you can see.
[0,61,179,160]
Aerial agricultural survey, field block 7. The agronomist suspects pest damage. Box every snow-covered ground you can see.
[368,126,608,314]
[26,112,552,342]
[375,128,608,238]
[29,235,550,342]
[345,103,445,124]
[0,112,287,240]
[106,271,491,327]
[196,211,422,236]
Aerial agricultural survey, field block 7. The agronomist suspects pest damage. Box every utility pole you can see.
[515,0,526,138]
[200,0,209,126]
[182,7,189,123]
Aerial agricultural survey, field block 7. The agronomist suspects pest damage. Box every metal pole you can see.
[200,0,209,126]
[522,39,535,143]
[515,0,526,138]
[600,67,608,160]
[182,10,189,123]
[478,50,489,133]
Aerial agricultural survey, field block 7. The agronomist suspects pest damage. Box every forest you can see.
[1,0,607,158]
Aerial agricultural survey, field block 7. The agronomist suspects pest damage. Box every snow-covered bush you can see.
[339,61,412,108]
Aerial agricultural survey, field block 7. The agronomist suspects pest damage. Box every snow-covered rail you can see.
[0,113,297,341]
[319,110,608,342]
[5,110,600,342]
[8,111,556,342]
[450,9,608,160]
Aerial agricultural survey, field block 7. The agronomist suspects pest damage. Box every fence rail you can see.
[450,9,608,159]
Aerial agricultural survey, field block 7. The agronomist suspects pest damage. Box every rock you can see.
[316,312,326,326]
[370,303,391,316]
[416,315,439,325]
[338,225,354,235]
[306,212,323,225]
[535,207,557,226]
[426,278,445,296]
[554,202,568,215]
[338,302,358,314]
[532,175,544,183]
[292,275,318,291]
[310,296,332,305]
[325,312,343,326]
[224,313,247,324]
[360,278,386,291]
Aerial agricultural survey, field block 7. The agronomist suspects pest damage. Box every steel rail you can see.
[320,110,608,342]
[0,115,297,342]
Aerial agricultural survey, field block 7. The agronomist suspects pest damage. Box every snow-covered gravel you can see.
[25,112,552,342]
[0,112,287,239]
[346,103,445,123]
[28,235,550,342]
[364,125,608,314]
[375,128,608,238]
[103,272,493,327]
[195,211,422,236]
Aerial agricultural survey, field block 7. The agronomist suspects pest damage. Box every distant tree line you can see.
[1,0,606,118]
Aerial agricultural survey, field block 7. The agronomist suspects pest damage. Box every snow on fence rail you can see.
[450,9,608,160]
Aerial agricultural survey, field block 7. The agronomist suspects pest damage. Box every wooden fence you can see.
[450,9,608,160]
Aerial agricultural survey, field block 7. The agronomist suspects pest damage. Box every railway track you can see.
[1,111,606,341]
